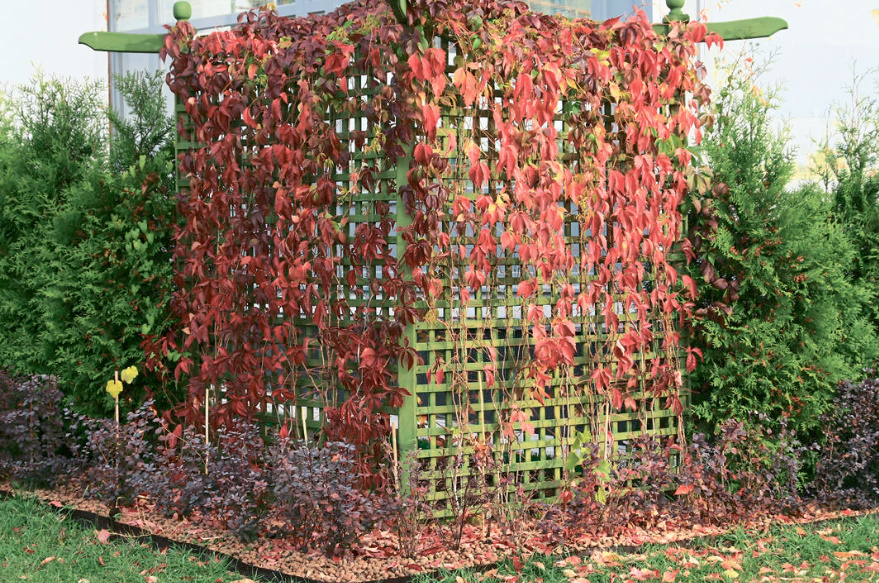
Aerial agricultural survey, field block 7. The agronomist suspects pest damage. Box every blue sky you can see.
[2,0,877,166]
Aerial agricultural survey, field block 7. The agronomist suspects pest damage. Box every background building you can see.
[108,0,677,113]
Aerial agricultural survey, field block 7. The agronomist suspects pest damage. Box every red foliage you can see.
[148,0,711,484]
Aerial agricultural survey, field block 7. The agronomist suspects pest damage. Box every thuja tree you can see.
[0,74,105,377]
[153,0,714,482]
[689,57,879,439]
[814,73,879,333]
[0,72,180,415]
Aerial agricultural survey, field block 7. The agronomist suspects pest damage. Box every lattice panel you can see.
[396,42,685,510]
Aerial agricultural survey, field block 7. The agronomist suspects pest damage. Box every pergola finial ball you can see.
[173,1,192,21]
[665,0,689,22]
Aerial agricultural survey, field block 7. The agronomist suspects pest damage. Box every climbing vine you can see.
[150,0,716,483]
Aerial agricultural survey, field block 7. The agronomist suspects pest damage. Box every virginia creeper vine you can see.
[149,0,716,484]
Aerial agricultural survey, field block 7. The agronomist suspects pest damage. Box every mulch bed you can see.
[2,482,877,583]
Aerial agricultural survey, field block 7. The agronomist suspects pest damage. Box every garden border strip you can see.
[2,488,878,583]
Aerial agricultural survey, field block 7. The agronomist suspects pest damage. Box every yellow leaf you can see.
[106,379,123,399]
[721,569,739,579]
[120,366,138,384]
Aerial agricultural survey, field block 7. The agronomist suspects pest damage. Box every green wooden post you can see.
[395,148,418,494]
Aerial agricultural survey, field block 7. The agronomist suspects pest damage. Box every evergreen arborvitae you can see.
[689,58,879,441]
[0,72,181,415]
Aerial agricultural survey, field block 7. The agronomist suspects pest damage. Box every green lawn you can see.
[416,514,879,583]
[0,495,246,583]
[3,493,878,583]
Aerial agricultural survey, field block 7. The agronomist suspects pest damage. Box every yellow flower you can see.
[120,366,138,384]
[106,379,123,400]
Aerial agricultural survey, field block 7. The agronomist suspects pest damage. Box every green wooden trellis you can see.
[81,0,787,507]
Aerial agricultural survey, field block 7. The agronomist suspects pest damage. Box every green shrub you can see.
[0,72,180,415]
[814,73,879,332]
[688,57,879,440]
[0,74,106,376]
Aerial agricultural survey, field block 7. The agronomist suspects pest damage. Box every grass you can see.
[415,514,879,583]
[0,495,247,583]
[3,493,878,583]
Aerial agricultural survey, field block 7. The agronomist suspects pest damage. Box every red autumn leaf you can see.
[630,567,658,581]
[413,142,433,166]
[420,103,440,140]
[360,347,377,368]
[512,556,523,573]
[611,387,624,411]
[681,274,697,299]
[167,424,183,450]
[674,483,694,496]
[517,279,535,298]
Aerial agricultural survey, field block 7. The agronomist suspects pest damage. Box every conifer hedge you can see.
[0,72,180,415]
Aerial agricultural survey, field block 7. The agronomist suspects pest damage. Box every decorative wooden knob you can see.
[173,1,192,21]
[665,0,689,22]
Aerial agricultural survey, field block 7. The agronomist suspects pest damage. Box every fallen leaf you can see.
[662,569,679,582]
[674,483,694,496]
[512,556,523,573]
[721,569,739,579]
[682,557,700,569]
[721,559,742,571]
[629,567,657,580]
[95,530,111,545]
[40,557,56,565]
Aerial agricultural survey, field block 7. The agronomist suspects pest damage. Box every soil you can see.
[3,481,877,583]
